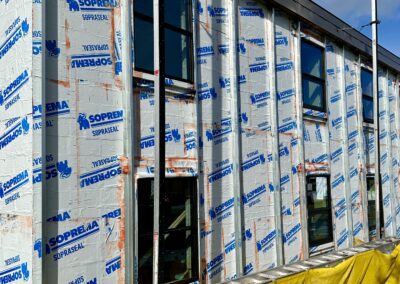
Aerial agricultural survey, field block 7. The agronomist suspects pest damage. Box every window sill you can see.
[303,108,328,122]
[309,241,334,257]
[134,70,195,92]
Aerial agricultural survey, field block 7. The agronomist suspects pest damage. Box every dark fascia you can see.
[266,0,400,73]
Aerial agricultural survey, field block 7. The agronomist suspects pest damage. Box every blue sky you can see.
[314,0,400,57]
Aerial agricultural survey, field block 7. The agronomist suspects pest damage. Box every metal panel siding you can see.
[2,0,400,283]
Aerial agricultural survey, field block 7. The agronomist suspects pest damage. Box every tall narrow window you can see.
[367,176,384,240]
[301,40,326,112]
[138,178,198,284]
[362,68,373,123]
[134,0,193,82]
[306,176,333,247]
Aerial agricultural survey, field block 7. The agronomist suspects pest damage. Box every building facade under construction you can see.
[1,0,400,283]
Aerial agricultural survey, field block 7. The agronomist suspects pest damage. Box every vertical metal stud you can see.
[385,69,397,236]
[153,0,165,282]
[121,0,135,283]
[230,0,244,277]
[294,21,310,260]
[269,8,284,266]
[341,47,354,248]
[371,0,381,240]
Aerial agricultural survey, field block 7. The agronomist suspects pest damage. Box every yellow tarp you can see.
[275,245,400,284]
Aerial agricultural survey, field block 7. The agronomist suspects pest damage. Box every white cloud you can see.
[314,0,400,26]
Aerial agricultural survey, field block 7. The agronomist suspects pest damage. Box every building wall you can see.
[1,0,400,283]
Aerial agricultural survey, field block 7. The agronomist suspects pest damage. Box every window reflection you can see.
[306,176,333,247]
[362,68,373,122]
[138,178,198,284]
[301,40,326,112]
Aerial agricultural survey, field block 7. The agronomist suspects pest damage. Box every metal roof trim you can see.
[265,0,400,73]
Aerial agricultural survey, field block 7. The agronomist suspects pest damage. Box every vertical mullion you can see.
[153,0,166,282]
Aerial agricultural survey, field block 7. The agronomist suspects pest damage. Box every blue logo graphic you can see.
[257,229,276,252]
[0,18,29,61]
[0,117,29,151]
[0,261,30,282]
[241,154,266,171]
[207,6,228,17]
[78,110,123,136]
[203,254,224,280]
[198,88,217,101]
[0,70,29,108]
[239,8,264,17]
[67,0,80,11]
[80,162,121,188]
[209,197,234,221]
[71,53,112,68]
[0,170,29,200]
[242,184,266,206]
[33,158,73,184]
[250,91,270,105]
[244,229,252,240]
[56,160,72,178]
[224,239,236,254]
[206,118,232,142]
[46,40,60,57]
[105,256,121,275]
[283,223,301,244]
[67,0,119,11]
[246,38,265,46]
[275,37,288,46]
[34,240,42,258]
[240,112,248,123]
[140,128,182,149]
[249,62,267,73]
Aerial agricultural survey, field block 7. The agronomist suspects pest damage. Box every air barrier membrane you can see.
[1,0,400,283]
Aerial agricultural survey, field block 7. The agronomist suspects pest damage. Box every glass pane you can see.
[367,178,377,238]
[302,78,324,110]
[135,1,153,17]
[134,18,154,72]
[159,230,195,283]
[301,40,323,78]
[361,68,373,97]
[308,212,332,245]
[138,179,154,283]
[165,28,191,80]
[161,178,193,230]
[165,0,189,30]
[363,97,374,122]
[306,177,329,210]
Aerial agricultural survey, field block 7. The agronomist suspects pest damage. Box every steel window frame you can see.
[134,1,194,83]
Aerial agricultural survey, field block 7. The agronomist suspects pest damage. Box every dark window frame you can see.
[137,177,199,284]
[306,175,334,248]
[361,68,374,123]
[301,39,327,113]
[134,1,194,83]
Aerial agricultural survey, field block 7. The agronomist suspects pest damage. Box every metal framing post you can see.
[371,0,381,240]
[230,0,244,277]
[121,0,135,283]
[41,0,46,282]
[385,69,397,236]
[269,8,284,266]
[341,47,354,248]
[294,21,310,260]
[153,0,165,282]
